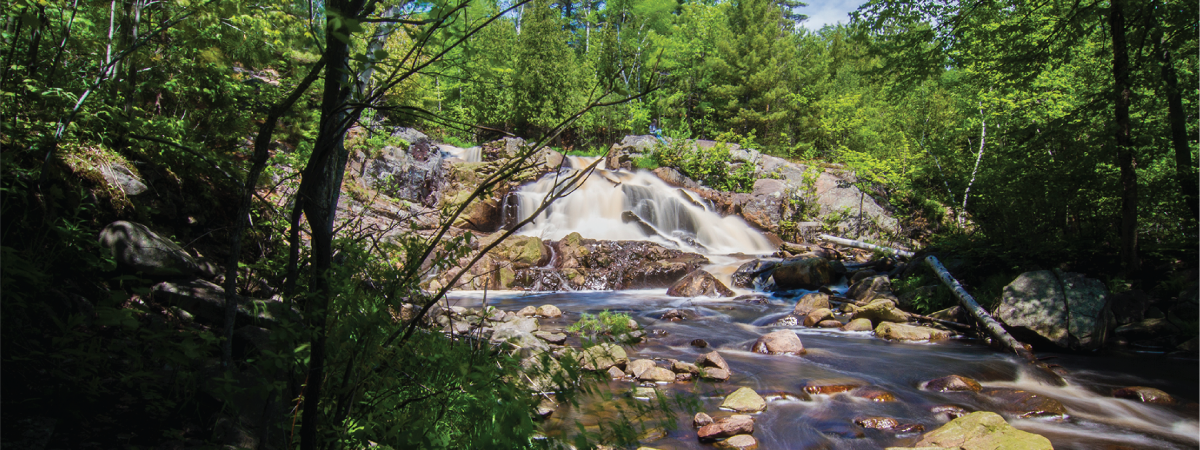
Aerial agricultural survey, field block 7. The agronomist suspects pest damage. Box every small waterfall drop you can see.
[439,144,482,162]
[504,156,774,255]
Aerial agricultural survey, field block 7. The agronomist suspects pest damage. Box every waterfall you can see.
[503,156,774,255]
[440,144,481,163]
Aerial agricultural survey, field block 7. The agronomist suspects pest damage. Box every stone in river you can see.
[577,343,628,371]
[697,414,754,441]
[675,372,694,382]
[721,387,767,413]
[793,292,831,316]
[979,387,1067,419]
[854,416,899,430]
[626,359,657,378]
[875,322,951,341]
[923,375,982,392]
[536,304,562,318]
[606,366,626,379]
[751,330,806,355]
[667,269,735,297]
[1112,386,1177,405]
[517,305,537,317]
[659,308,691,321]
[693,412,714,428]
[638,367,677,383]
[841,318,874,332]
[802,379,863,395]
[533,330,567,345]
[852,301,909,326]
[852,387,896,402]
[931,405,969,422]
[771,255,833,290]
[671,360,701,374]
[714,434,758,450]
[912,411,1052,449]
[696,351,730,371]
[699,367,730,382]
[803,308,834,327]
[816,319,843,328]
[691,339,709,348]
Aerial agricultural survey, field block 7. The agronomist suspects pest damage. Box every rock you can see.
[494,235,550,269]
[696,351,730,371]
[517,306,538,317]
[1178,336,1199,352]
[362,142,445,206]
[752,330,806,355]
[536,304,562,318]
[714,434,758,450]
[816,319,842,328]
[151,280,295,328]
[653,166,700,189]
[979,387,1067,418]
[675,372,694,382]
[770,256,833,290]
[849,269,879,285]
[535,396,558,418]
[847,275,894,303]
[1114,318,1178,340]
[671,360,701,374]
[1107,290,1150,325]
[639,367,677,383]
[875,322,951,341]
[606,135,660,171]
[793,292,831,317]
[691,339,709,348]
[496,317,539,334]
[98,160,149,196]
[854,416,899,430]
[923,375,982,392]
[803,308,834,327]
[632,386,658,400]
[659,309,692,321]
[697,415,754,441]
[1112,386,1176,405]
[912,411,1053,449]
[841,318,874,331]
[731,260,777,288]
[996,270,1111,350]
[694,412,714,428]
[534,235,709,290]
[931,405,969,422]
[533,331,567,345]
[721,387,767,413]
[802,379,863,395]
[491,327,550,354]
[770,315,800,327]
[99,221,202,277]
[626,359,657,378]
[852,302,909,326]
[577,343,628,371]
[700,367,730,381]
[929,306,966,323]
[852,387,896,402]
[607,366,626,379]
[734,294,771,304]
[667,269,735,297]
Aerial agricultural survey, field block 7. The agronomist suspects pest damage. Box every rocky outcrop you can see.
[906,411,1053,450]
[605,135,660,171]
[359,141,445,207]
[996,270,1112,350]
[666,269,735,298]
[731,259,776,288]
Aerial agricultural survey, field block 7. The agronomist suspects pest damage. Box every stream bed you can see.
[446,289,1199,449]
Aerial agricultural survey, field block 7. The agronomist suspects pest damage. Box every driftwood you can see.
[924,256,1036,362]
[908,313,974,332]
[818,234,915,258]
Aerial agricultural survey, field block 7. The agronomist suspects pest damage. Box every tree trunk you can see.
[1110,0,1139,272]
[961,106,986,226]
[924,256,1037,362]
[1154,35,1198,224]
[817,234,914,258]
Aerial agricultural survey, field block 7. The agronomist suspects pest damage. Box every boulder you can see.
[874,322,951,341]
[361,142,445,206]
[533,331,567,345]
[696,351,730,371]
[911,411,1053,450]
[667,269,735,298]
[606,135,660,171]
[792,292,831,317]
[731,260,777,288]
[494,235,550,269]
[671,360,701,374]
[659,309,692,321]
[653,167,700,189]
[697,415,754,441]
[739,190,785,232]
[639,367,677,383]
[931,405,969,422]
[536,304,562,318]
[979,387,1067,418]
[495,317,539,334]
[577,343,628,371]
[802,379,862,395]
[852,302,909,326]
[626,359,657,378]
[98,160,149,196]
[751,330,806,355]
[714,434,758,450]
[852,387,897,402]
[151,280,296,328]
[606,366,626,379]
[721,387,766,413]
[803,308,834,327]
[770,256,832,290]
[996,270,1111,350]
[816,319,843,328]
[847,275,894,303]
[841,318,874,332]
[923,375,982,392]
[1112,386,1176,405]
[1114,318,1178,340]
[699,367,730,381]
[99,221,203,277]
[491,328,549,354]
[854,417,922,433]
[517,306,538,317]
[693,412,714,428]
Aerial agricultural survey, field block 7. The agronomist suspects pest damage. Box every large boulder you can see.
[606,135,660,171]
[751,330,805,355]
[99,221,207,277]
[731,259,776,288]
[493,235,551,269]
[846,275,895,303]
[512,233,708,291]
[667,269,735,298]
[770,256,833,290]
[909,411,1053,450]
[852,302,909,326]
[697,415,754,441]
[721,387,766,413]
[360,141,445,206]
[577,343,628,371]
[792,292,831,316]
[996,270,1111,350]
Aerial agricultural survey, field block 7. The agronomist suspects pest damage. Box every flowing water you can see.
[449,159,1198,448]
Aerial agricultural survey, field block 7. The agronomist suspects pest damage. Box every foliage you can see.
[650,133,755,193]
[567,310,633,345]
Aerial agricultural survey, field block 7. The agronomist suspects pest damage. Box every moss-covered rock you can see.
[909,411,1052,450]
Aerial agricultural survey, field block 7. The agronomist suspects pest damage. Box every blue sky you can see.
[801,0,866,31]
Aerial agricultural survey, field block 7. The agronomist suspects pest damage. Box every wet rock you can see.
[841,318,874,332]
[1107,290,1151,325]
[697,415,754,441]
[875,322,951,341]
[578,343,628,371]
[659,309,692,321]
[1112,386,1176,405]
[517,306,538,317]
[667,269,736,298]
[653,166,701,189]
[536,304,562,318]
[362,142,445,205]
[607,366,626,379]
[979,387,1067,418]
[803,308,834,327]
[731,260,777,288]
[929,305,966,323]
[802,380,862,395]
[693,412,714,428]
[714,434,758,450]
[771,256,833,290]
[734,294,771,304]
[700,367,730,381]
[696,351,730,371]
[632,386,658,400]
[533,331,567,345]
[627,359,657,378]
[816,319,843,328]
[721,387,767,413]
[792,292,831,317]
[931,405,969,421]
[847,275,894,303]
[770,315,800,327]
[752,330,806,355]
[855,417,906,431]
[639,367,677,383]
[537,234,710,290]
[996,270,1111,350]
[535,396,558,418]
[923,375,982,393]
[671,360,701,374]
[852,387,896,402]
[849,269,879,285]
[100,221,205,277]
[852,302,909,326]
[675,372,694,382]
[1114,318,1178,340]
[691,339,709,348]
[911,411,1053,449]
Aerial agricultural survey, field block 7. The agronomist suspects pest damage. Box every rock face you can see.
[874,322,951,341]
[360,141,445,206]
[752,330,806,355]
[99,221,207,277]
[721,387,767,413]
[996,270,1111,350]
[770,256,833,290]
[667,269,735,298]
[912,411,1053,450]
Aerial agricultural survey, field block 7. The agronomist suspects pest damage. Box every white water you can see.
[505,156,774,255]
[439,144,482,162]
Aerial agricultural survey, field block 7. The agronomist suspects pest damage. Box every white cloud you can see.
[800,0,866,31]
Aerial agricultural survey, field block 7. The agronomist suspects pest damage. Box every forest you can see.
[1,0,1196,448]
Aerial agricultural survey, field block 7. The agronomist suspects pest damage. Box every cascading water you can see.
[503,156,774,255]
[439,144,482,163]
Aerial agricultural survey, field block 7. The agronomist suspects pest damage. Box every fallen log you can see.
[924,256,1036,362]
[818,234,914,258]
[908,313,974,332]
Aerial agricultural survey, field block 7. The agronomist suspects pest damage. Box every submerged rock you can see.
[731,259,777,288]
[752,330,806,355]
[721,387,767,413]
[1112,386,1177,405]
[923,375,983,393]
[667,269,735,297]
[909,411,1052,450]
[979,387,1067,419]
[714,434,758,450]
[697,415,754,441]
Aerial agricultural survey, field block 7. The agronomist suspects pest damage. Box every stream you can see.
[446,156,1199,449]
